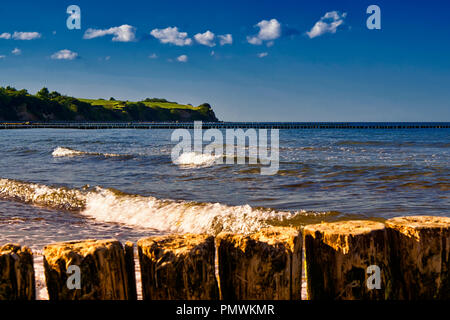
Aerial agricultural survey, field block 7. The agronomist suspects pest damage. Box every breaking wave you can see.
[173,151,264,168]
[52,147,131,159]
[173,152,222,168]
[0,178,329,235]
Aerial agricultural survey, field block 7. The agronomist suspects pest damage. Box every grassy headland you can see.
[0,86,219,122]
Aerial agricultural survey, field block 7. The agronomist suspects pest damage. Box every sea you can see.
[0,126,449,298]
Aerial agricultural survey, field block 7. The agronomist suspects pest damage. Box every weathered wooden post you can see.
[137,233,219,300]
[43,239,136,300]
[386,215,450,299]
[304,220,391,300]
[0,244,35,300]
[216,227,302,300]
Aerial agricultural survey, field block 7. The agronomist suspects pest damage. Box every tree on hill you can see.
[49,91,61,99]
[144,98,172,103]
[0,86,219,122]
[37,87,50,100]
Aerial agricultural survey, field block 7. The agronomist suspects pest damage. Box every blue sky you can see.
[0,0,449,121]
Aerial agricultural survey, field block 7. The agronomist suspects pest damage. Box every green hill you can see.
[0,86,219,122]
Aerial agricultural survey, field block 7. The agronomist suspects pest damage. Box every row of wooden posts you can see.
[1,215,449,300]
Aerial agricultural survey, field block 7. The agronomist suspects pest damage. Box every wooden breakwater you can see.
[1,122,450,130]
[43,239,135,300]
[0,215,449,300]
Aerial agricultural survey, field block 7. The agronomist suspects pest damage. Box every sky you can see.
[0,0,449,121]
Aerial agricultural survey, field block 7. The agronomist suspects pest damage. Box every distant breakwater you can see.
[1,122,450,130]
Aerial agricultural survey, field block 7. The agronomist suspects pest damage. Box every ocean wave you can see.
[173,152,222,168]
[52,147,132,159]
[173,151,264,169]
[0,178,330,235]
[0,178,85,211]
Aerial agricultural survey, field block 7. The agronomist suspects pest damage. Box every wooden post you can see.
[304,220,391,300]
[43,239,136,300]
[137,233,219,300]
[386,215,450,299]
[0,244,35,300]
[216,227,302,300]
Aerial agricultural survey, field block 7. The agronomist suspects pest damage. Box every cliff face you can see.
[0,87,219,122]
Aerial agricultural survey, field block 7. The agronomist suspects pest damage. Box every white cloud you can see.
[0,55,5,59]
[0,33,11,39]
[148,53,158,59]
[12,32,41,40]
[84,25,136,42]
[257,52,268,58]
[247,19,281,45]
[150,27,192,46]
[218,34,233,46]
[306,11,347,39]
[177,54,188,62]
[51,49,78,60]
[11,48,21,55]
[194,30,215,47]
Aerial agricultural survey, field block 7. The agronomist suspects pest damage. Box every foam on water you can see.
[173,151,263,169]
[173,152,221,168]
[52,147,127,158]
[0,178,85,211]
[0,178,320,235]
[83,188,294,234]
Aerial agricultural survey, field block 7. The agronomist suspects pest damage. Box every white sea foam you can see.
[52,147,125,158]
[52,147,86,157]
[173,152,221,168]
[0,178,85,211]
[173,151,260,168]
[0,178,320,235]
[82,187,296,234]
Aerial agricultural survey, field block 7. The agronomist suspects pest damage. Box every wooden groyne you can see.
[43,239,136,300]
[216,227,302,300]
[0,244,35,300]
[386,216,450,299]
[137,234,218,300]
[0,215,449,300]
[304,220,391,300]
[1,122,449,130]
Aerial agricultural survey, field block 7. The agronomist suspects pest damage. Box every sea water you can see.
[0,127,449,298]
